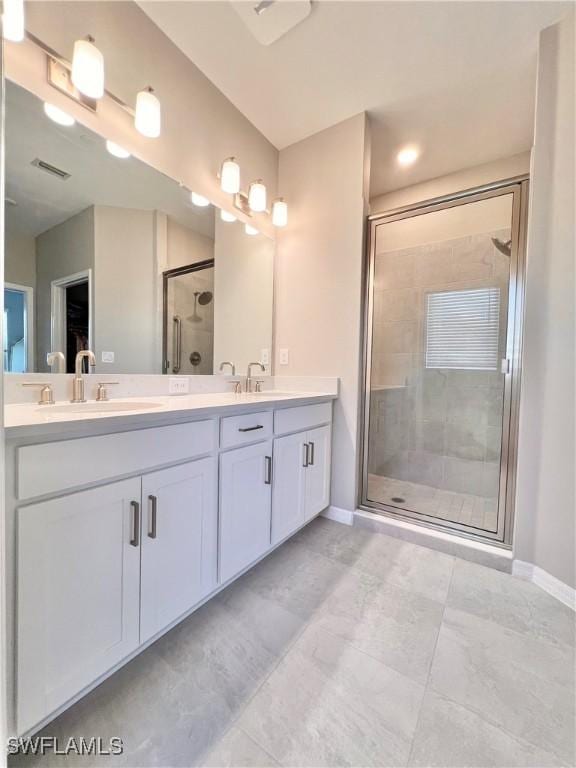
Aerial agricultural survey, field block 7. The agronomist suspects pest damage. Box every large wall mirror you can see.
[4,80,274,376]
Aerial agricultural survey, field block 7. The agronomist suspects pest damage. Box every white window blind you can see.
[425,287,501,370]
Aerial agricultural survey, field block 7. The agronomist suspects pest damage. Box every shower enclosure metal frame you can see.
[162,259,214,375]
[359,176,529,547]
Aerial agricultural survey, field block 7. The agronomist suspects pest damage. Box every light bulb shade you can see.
[248,180,267,212]
[43,102,76,127]
[106,140,131,159]
[220,157,241,194]
[220,209,236,223]
[272,198,288,227]
[245,224,259,236]
[191,192,210,207]
[135,88,161,138]
[2,0,24,41]
[71,38,105,99]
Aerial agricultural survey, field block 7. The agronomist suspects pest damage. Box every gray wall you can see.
[515,13,575,588]
[4,231,36,289]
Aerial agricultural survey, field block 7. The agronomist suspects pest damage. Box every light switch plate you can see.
[101,351,114,363]
[169,377,190,395]
[279,348,289,366]
[261,348,270,366]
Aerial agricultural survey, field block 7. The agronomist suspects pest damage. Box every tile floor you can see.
[11,518,575,768]
[368,473,498,531]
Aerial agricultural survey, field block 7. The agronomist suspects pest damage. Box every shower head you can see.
[198,291,213,305]
[491,237,512,257]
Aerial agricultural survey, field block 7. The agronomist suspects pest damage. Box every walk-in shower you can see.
[360,179,528,545]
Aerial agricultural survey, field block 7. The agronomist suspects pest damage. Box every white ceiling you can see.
[5,81,214,238]
[139,0,570,197]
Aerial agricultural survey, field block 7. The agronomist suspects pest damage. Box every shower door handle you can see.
[172,315,182,374]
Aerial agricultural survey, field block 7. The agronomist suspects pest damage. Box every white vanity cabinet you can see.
[140,459,217,643]
[17,478,142,734]
[219,440,273,583]
[271,424,332,544]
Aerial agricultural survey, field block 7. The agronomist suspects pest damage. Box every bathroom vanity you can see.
[4,388,335,735]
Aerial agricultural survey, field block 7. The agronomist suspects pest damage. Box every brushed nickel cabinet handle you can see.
[303,443,309,468]
[264,456,272,485]
[308,441,315,466]
[239,425,264,432]
[130,501,140,547]
[148,494,158,539]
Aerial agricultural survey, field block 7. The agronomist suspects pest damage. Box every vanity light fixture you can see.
[397,146,419,167]
[220,209,237,223]
[43,102,76,127]
[2,0,25,42]
[106,140,131,159]
[245,224,259,236]
[191,192,210,207]
[220,157,241,194]
[71,36,105,100]
[135,87,161,138]
[272,198,288,227]
[248,179,267,212]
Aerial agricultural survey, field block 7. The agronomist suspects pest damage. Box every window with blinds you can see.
[425,287,501,370]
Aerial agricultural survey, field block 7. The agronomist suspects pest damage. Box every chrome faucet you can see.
[46,351,66,373]
[71,350,96,403]
[219,361,236,375]
[246,361,265,393]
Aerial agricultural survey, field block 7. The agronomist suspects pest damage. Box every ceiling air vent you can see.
[31,158,71,180]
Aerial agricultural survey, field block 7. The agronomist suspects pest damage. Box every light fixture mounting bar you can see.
[47,56,97,112]
[233,192,253,218]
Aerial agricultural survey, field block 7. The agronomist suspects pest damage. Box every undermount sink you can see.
[39,401,164,415]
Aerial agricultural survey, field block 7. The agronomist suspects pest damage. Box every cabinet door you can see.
[17,478,141,734]
[219,441,273,583]
[305,425,332,520]
[140,458,217,643]
[271,432,307,544]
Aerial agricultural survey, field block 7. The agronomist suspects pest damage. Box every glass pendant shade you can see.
[43,103,76,127]
[135,88,161,138]
[220,158,241,194]
[245,224,259,236]
[248,180,267,212]
[71,37,105,99]
[106,140,131,159]
[2,0,25,42]
[191,192,210,207]
[220,210,237,223]
[272,198,288,227]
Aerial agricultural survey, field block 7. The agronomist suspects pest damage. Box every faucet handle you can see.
[254,380,264,393]
[22,383,55,405]
[96,382,119,402]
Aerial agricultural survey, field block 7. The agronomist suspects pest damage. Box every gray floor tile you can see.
[409,690,567,767]
[199,726,280,767]
[293,518,455,603]
[312,566,445,683]
[429,608,576,765]
[237,624,425,767]
[448,559,576,648]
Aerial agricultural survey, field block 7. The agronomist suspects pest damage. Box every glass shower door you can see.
[361,183,526,544]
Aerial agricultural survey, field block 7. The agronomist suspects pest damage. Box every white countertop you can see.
[4,390,337,440]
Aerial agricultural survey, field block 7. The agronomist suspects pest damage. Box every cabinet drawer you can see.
[274,402,332,436]
[220,411,273,449]
[17,420,215,500]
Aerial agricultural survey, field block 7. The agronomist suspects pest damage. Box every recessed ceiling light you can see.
[397,147,419,167]
[43,102,75,127]
[106,140,131,159]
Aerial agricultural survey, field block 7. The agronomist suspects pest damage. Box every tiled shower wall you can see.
[368,229,510,501]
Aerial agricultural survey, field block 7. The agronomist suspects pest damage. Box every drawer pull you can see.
[148,494,158,539]
[238,425,264,433]
[303,443,309,468]
[265,456,272,485]
[130,501,140,547]
[308,441,315,466]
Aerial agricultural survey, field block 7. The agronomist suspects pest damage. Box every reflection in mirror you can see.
[4,80,274,376]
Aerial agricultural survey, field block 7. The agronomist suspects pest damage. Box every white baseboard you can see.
[512,560,575,611]
[321,505,354,526]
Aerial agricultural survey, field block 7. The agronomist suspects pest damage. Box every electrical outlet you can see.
[101,351,114,363]
[261,348,270,366]
[279,348,289,366]
[169,377,190,395]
